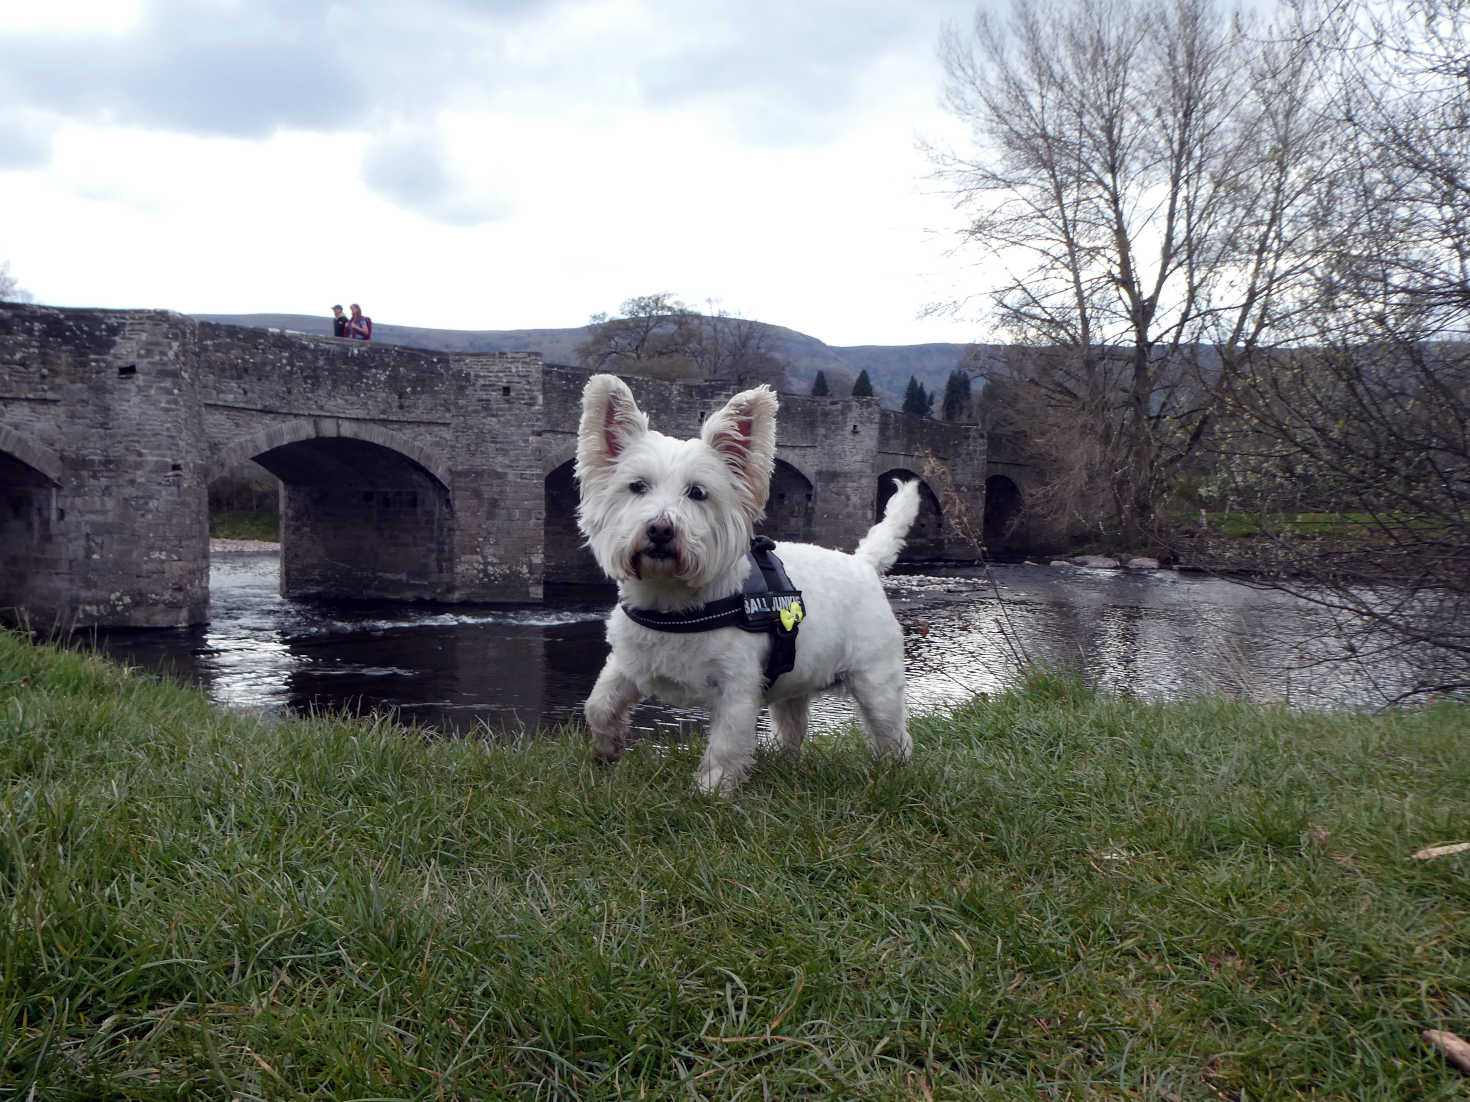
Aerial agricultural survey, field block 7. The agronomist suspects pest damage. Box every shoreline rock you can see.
[210,538,279,553]
[1047,553,1164,573]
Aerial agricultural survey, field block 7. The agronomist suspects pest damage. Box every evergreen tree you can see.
[851,370,874,398]
[811,370,830,396]
[902,375,933,417]
[941,368,971,421]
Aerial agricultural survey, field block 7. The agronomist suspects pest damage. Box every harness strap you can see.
[746,536,801,686]
[621,594,744,632]
[620,536,804,689]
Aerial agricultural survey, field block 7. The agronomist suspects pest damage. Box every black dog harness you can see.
[621,536,805,689]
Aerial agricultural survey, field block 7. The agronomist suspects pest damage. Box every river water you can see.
[80,549,1414,740]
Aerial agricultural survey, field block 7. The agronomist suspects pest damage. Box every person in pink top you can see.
[344,303,372,341]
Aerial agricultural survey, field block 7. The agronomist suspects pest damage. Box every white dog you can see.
[574,373,920,794]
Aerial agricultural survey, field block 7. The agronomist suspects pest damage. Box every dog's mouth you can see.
[631,547,679,579]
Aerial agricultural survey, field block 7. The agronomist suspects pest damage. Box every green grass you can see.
[2,632,1468,1099]
[208,510,279,542]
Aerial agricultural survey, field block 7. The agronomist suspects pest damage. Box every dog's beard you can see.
[629,544,681,580]
[581,483,752,593]
[600,533,694,584]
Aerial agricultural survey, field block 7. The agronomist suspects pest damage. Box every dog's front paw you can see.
[584,702,628,763]
[694,757,748,798]
[589,727,626,763]
[694,762,729,797]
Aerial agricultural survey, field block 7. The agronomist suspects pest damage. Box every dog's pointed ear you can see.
[577,374,648,486]
[701,386,778,519]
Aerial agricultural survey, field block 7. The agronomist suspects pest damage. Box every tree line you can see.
[576,296,968,416]
[930,0,1468,697]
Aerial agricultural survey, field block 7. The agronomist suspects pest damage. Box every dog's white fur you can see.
[575,373,920,794]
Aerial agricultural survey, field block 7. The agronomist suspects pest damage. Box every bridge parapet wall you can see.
[540,367,744,469]
[539,369,998,554]
[197,322,462,468]
[877,410,986,555]
[0,305,208,627]
[196,322,546,602]
[447,353,546,599]
[2,304,995,625]
[770,395,882,549]
[539,368,887,551]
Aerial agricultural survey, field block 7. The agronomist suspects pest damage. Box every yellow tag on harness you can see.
[779,600,804,632]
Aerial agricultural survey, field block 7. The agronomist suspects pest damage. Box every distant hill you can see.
[194,313,994,411]
[193,313,590,365]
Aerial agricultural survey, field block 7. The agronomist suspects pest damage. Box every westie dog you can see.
[575,373,920,795]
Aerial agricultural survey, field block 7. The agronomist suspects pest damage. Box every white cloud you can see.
[0,0,142,34]
[0,110,53,169]
[0,0,988,346]
[360,127,513,226]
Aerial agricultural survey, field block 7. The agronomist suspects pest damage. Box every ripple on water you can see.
[83,551,1421,739]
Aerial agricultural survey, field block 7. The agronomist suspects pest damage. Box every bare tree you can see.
[576,294,787,388]
[1209,0,1470,697]
[1300,0,1470,331]
[689,304,788,391]
[576,293,703,381]
[0,260,32,304]
[930,0,1325,546]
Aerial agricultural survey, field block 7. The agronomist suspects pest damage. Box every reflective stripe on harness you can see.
[620,536,804,689]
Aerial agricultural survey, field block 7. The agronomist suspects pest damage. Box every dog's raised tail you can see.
[854,479,921,574]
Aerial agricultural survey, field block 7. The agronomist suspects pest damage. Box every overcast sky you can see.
[0,0,994,347]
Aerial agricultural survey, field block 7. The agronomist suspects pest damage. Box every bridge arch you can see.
[211,418,452,491]
[983,474,1026,556]
[759,458,816,545]
[212,419,456,601]
[544,457,601,584]
[0,426,63,487]
[1,430,65,622]
[542,441,577,478]
[876,469,944,558]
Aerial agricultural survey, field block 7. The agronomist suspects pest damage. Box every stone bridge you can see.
[1,304,1004,628]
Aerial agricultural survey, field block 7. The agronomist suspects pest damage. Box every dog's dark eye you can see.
[628,479,648,495]
[687,484,708,502]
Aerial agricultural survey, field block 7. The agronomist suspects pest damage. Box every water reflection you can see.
[98,552,621,735]
[87,550,1408,740]
[888,565,1377,708]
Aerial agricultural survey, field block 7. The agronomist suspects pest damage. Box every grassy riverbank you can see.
[2,634,1468,1099]
[208,509,279,542]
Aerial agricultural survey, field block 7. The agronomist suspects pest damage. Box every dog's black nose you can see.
[646,518,675,546]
